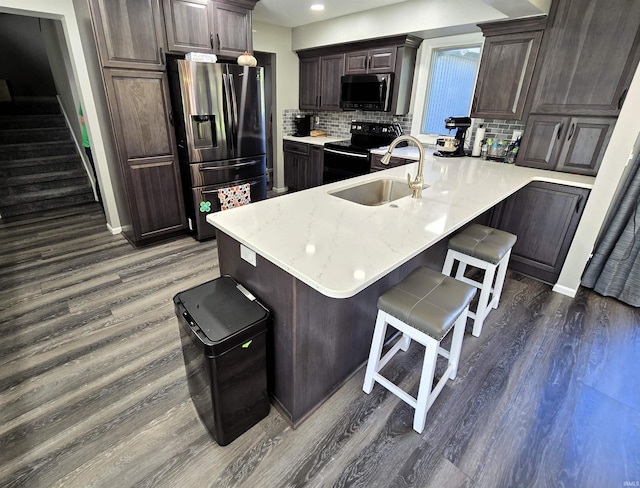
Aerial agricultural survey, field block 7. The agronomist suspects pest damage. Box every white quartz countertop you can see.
[208,151,595,299]
[283,135,348,146]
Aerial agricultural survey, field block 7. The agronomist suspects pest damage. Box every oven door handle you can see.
[323,148,369,158]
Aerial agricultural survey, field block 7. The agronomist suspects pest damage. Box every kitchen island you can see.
[207,151,594,426]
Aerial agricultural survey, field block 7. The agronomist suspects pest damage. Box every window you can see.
[409,34,484,142]
[422,46,481,134]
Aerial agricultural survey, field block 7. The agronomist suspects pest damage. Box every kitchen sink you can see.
[328,177,415,206]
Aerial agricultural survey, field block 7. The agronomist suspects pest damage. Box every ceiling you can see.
[252,0,409,28]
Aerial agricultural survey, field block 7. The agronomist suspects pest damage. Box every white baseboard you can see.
[552,283,578,298]
[271,186,289,194]
[106,223,122,235]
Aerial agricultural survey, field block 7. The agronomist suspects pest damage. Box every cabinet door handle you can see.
[575,195,584,213]
[618,89,628,110]
[557,123,564,140]
[159,47,165,65]
[217,34,221,51]
[168,111,173,126]
[318,96,321,108]
[210,34,214,50]
[567,123,575,141]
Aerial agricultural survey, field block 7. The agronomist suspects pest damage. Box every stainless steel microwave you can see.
[340,73,393,111]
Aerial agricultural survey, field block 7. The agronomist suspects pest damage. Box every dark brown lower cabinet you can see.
[283,141,323,191]
[491,181,590,284]
[104,69,186,245]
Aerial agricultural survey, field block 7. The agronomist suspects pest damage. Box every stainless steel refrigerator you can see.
[168,58,267,241]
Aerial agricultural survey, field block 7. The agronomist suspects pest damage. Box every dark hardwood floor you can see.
[1,203,639,487]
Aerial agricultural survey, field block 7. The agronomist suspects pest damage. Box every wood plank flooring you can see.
[1,203,639,487]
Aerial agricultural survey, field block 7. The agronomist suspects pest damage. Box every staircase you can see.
[0,98,95,219]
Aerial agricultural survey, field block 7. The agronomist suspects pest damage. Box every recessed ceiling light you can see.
[310,4,325,11]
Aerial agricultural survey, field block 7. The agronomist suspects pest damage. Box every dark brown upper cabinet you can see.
[212,1,252,58]
[297,35,421,115]
[530,0,640,116]
[163,0,214,53]
[517,114,615,176]
[299,54,345,111]
[471,16,545,120]
[344,47,396,74]
[89,0,167,70]
[162,0,254,58]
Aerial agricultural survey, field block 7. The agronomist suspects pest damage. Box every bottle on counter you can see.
[480,138,488,159]
[504,137,520,164]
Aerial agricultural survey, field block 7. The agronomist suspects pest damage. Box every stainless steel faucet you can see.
[380,135,425,199]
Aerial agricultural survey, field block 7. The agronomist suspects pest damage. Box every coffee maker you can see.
[434,116,471,157]
[293,114,312,137]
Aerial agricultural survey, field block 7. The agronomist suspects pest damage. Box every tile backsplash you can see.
[282,110,525,151]
[283,109,412,138]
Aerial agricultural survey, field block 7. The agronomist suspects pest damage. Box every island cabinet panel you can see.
[491,181,589,284]
[214,229,455,426]
[471,17,545,120]
[104,69,186,244]
[530,0,640,117]
[89,0,167,70]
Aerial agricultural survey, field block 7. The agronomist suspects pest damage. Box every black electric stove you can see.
[323,122,403,183]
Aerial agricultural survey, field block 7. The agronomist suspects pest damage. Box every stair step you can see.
[0,98,61,115]
[0,192,96,218]
[0,183,94,207]
[0,141,77,160]
[0,127,73,145]
[0,155,83,176]
[0,114,67,130]
[0,163,87,180]
[1,171,90,192]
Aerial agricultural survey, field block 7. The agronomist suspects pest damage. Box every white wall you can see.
[291,0,509,50]
[0,0,123,232]
[253,21,299,191]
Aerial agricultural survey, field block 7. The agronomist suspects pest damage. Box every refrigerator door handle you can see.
[228,73,239,154]
[221,73,235,156]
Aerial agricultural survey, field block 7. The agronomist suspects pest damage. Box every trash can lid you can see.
[176,276,268,344]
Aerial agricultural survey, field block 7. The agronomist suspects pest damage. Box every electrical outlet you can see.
[314,116,319,125]
[240,244,257,266]
[511,130,523,141]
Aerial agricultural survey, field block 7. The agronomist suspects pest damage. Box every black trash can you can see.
[173,276,270,446]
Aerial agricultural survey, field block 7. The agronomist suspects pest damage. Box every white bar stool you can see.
[363,266,476,434]
[442,224,517,337]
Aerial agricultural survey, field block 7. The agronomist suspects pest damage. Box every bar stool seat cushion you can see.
[448,224,517,264]
[378,267,476,341]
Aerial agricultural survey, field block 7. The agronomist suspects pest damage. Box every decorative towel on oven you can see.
[217,183,251,210]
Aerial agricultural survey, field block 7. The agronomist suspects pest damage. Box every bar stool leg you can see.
[472,264,496,337]
[448,306,468,380]
[491,249,511,310]
[442,251,456,277]
[413,338,439,433]
[363,310,388,394]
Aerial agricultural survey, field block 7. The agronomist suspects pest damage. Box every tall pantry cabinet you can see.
[90,0,186,246]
